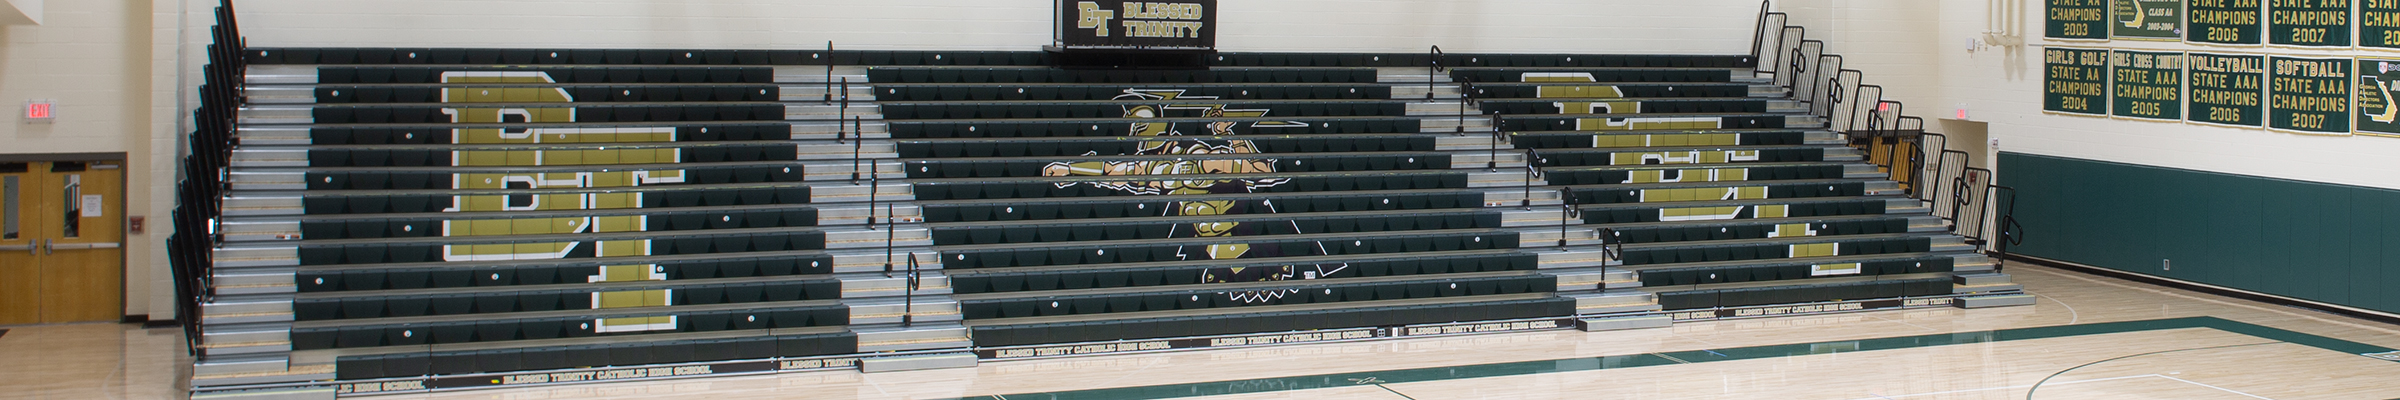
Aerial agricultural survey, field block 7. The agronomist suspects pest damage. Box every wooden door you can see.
[0,160,125,325]
[0,163,42,325]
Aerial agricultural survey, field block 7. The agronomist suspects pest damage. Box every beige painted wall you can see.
[228,0,1768,55]
[0,0,175,320]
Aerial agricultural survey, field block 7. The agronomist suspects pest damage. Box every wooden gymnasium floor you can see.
[8,264,2399,399]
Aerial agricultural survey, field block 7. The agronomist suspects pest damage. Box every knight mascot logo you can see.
[1042,89,1339,303]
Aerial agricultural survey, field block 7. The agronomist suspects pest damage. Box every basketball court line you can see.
[1851,374,2273,400]
[934,317,2396,400]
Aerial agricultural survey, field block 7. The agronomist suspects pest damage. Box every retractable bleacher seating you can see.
[188,48,2014,392]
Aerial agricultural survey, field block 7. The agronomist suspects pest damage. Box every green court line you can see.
[940,317,2395,400]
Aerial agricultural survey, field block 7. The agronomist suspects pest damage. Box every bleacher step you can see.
[223,196,304,217]
[846,297,963,325]
[1465,171,1537,188]
[783,85,880,101]
[1549,266,1636,290]
[190,386,336,400]
[807,181,914,203]
[213,247,299,268]
[797,142,899,161]
[1391,86,1464,99]
[827,249,944,274]
[194,354,292,377]
[1953,272,2011,286]
[800,159,905,181]
[1379,74,1455,84]
[243,65,317,85]
[1406,101,1474,116]
[794,120,889,137]
[1953,294,2035,309]
[202,340,293,357]
[1436,135,1513,151]
[814,204,925,225]
[1563,290,1660,314]
[1498,208,1579,228]
[1537,249,1615,271]
[779,66,869,83]
[823,226,932,249]
[860,352,979,373]
[839,272,955,298]
[1576,315,1672,331]
[788,104,881,120]
[190,363,337,390]
[1422,118,1495,132]
[852,323,974,353]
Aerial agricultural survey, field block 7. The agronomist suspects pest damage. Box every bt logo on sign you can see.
[1077,2,1116,37]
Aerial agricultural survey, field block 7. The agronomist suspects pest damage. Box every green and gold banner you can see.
[2268,56,2352,134]
[2268,0,2351,47]
[2353,58,2400,137]
[2049,0,2112,40]
[2115,0,2186,40]
[2046,47,2111,115]
[2187,53,2267,127]
[2112,51,2187,120]
[2363,0,2400,48]
[2188,0,2264,45]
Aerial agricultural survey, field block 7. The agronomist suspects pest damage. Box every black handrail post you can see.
[883,203,896,278]
[1486,115,1502,172]
[866,175,880,229]
[1522,150,1538,209]
[1456,78,1472,136]
[902,253,920,327]
[850,115,863,183]
[823,41,836,103]
[1559,190,1577,249]
[1751,0,1773,60]
[1427,45,1445,101]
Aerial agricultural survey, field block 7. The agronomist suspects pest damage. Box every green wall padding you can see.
[1999,152,2397,315]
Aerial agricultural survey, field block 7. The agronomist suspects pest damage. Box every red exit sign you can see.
[25,100,54,122]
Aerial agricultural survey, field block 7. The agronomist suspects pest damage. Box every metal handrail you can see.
[1749,0,2018,271]
[823,41,837,103]
[1560,189,1582,249]
[1427,45,1447,101]
[1487,114,1505,171]
[1595,227,1622,261]
[902,252,921,326]
[1523,150,1542,209]
[1987,185,2022,272]
[1457,77,1475,136]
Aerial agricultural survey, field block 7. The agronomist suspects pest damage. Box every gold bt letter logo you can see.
[1079,2,1116,37]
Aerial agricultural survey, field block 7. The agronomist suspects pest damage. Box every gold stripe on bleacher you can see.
[1609,150,1761,165]
[1577,117,1722,131]
[1537,86,1627,98]
[1623,167,1749,184]
[1789,243,1839,258]
[1593,133,1739,148]
[1555,101,1643,115]
[1769,223,1817,238]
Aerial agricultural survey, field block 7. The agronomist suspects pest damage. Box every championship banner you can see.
[2187,0,2263,45]
[2046,47,2111,116]
[2268,56,2352,135]
[2188,53,2268,127]
[2364,0,2400,49]
[2113,51,2187,120]
[2268,0,2351,47]
[2048,0,2111,40]
[2115,0,2185,40]
[2353,58,2400,137]
[1058,0,1217,49]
